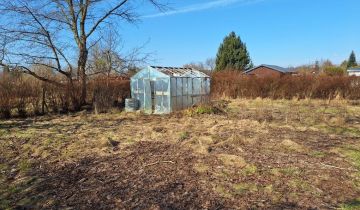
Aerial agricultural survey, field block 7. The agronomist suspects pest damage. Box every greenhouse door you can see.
[143,79,152,114]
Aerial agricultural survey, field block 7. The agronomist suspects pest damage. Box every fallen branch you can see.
[143,161,175,168]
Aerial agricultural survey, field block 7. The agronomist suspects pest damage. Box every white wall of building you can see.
[348,69,360,76]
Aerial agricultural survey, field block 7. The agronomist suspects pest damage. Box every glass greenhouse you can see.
[130,66,211,114]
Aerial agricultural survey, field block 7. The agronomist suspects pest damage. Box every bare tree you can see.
[0,0,166,107]
[183,62,205,70]
[205,58,215,71]
[88,29,153,77]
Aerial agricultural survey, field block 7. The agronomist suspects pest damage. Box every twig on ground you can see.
[143,160,175,168]
[319,163,358,171]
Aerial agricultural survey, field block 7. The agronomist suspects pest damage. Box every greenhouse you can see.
[130,66,211,114]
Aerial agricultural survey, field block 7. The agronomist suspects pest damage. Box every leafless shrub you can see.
[89,77,130,114]
[0,71,130,119]
[211,71,360,100]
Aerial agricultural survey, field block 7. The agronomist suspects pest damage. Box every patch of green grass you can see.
[13,128,38,139]
[233,183,258,195]
[270,168,281,177]
[214,185,232,198]
[44,138,54,146]
[309,151,327,158]
[242,164,257,176]
[195,106,215,114]
[184,105,216,116]
[316,125,360,137]
[338,145,360,187]
[0,163,8,171]
[263,184,273,194]
[8,184,22,194]
[0,129,9,137]
[279,167,301,176]
[0,177,39,209]
[340,198,360,210]
[316,107,344,115]
[178,131,190,142]
[18,159,31,173]
[0,198,11,210]
[124,138,136,145]
[340,147,360,170]
[288,179,312,191]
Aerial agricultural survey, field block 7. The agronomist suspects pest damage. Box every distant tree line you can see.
[296,51,358,76]
[210,31,358,76]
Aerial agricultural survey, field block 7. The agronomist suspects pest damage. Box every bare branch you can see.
[86,0,129,38]
[0,62,64,87]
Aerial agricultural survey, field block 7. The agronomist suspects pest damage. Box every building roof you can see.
[245,64,295,74]
[348,67,360,72]
[149,66,209,78]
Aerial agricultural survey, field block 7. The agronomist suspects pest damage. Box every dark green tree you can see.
[215,32,253,71]
[347,51,357,68]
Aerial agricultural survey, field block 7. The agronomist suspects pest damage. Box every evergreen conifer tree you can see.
[215,32,253,71]
[347,51,357,68]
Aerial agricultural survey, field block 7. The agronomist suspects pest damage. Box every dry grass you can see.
[1,98,360,209]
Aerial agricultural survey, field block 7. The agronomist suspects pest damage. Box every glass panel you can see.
[137,79,144,109]
[187,78,193,106]
[205,78,211,95]
[154,78,169,114]
[193,96,201,105]
[177,78,183,96]
[143,79,152,113]
[193,78,200,95]
[130,80,136,98]
[176,96,182,110]
[171,96,178,111]
[182,78,187,96]
[163,95,169,113]
[171,78,177,97]
[155,95,162,113]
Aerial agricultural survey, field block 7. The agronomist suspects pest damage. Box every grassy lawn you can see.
[0,99,360,209]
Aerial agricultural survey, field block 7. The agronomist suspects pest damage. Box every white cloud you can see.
[144,0,264,18]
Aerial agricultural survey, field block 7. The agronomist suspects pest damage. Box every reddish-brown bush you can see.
[88,77,130,113]
[0,73,130,118]
[211,71,360,100]
[0,73,13,118]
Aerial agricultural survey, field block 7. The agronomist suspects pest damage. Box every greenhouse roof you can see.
[149,66,210,78]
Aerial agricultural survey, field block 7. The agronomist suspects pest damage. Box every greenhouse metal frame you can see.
[130,66,211,114]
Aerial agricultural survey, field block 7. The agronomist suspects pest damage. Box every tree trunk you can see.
[67,78,80,111]
[78,45,88,106]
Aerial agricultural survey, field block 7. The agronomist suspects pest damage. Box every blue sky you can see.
[120,0,360,67]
